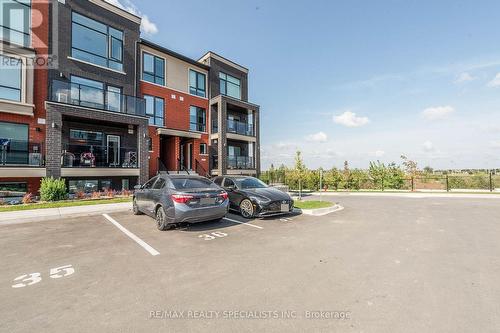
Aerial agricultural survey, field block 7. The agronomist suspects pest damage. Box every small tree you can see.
[401,155,418,177]
[40,177,67,202]
[290,151,307,198]
[325,167,343,190]
[369,161,388,190]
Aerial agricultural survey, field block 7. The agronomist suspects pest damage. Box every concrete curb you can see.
[294,204,344,216]
[0,202,132,226]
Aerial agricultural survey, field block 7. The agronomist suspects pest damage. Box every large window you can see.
[0,54,22,102]
[219,72,241,99]
[0,0,31,47]
[71,12,123,71]
[189,70,206,97]
[142,52,165,85]
[189,106,206,132]
[70,76,122,111]
[145,95,164,126]
[0,121,28,165]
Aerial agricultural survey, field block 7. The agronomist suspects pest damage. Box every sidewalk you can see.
[0,202,132,225]
[308,191,500,199]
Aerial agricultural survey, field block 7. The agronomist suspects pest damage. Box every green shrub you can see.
[40,177,67,202]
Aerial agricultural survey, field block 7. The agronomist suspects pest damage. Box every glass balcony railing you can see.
[227,119,254,136]
[0,140,44,167]
[61,143,138,168]
[50,79,146,117]
[211,119,254,136]
[228,155,254,169]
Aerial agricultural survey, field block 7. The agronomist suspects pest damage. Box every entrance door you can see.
[187,143,192,170]
[107,135,120,167]
[180,143,184,170]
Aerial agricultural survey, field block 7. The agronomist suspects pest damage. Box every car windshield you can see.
[170,178,217,190]
[234,177,268,189]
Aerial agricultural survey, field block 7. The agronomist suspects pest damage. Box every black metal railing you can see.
[50,79,146,117]
[0,140,44,167]
[227,119,254,136]
[61,143,138,168]
[195,159,209,177]
[228,155,254,169]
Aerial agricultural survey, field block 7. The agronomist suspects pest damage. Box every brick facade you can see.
[140,81,210,177]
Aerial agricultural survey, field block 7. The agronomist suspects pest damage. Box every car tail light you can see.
[219,192,228,200]
[171,194,194,204]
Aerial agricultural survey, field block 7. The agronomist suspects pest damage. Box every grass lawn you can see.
[0,197,132,212]
[294,200,333,210]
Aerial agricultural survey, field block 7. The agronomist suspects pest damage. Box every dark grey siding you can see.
[207,58,249,102]
[50,0,140,96]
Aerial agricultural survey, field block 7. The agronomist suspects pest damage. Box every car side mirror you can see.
[134,185,142,190]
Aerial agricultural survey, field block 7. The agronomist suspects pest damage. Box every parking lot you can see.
[2,195,500,332]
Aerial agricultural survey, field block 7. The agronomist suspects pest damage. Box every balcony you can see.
[211,119,254,136]
[228,155,254,169]
[0,140,44,167]
[61,143,138,168]
[50,79,146,117]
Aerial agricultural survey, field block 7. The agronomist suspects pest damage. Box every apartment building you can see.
[0,0,49,194]
[0,0,260,198]
[199,52,261,176]
[138,39,210,178]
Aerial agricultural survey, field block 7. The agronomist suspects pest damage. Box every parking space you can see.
[2,195,500,332]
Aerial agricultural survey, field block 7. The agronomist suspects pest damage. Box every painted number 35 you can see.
[12,265,74,288]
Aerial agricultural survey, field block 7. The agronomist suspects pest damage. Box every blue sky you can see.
[114,0,500,170]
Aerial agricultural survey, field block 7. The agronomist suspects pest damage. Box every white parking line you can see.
[223,217,263,229]
[102,214,160,256]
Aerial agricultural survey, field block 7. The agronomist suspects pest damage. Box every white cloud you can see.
[487,73,500,87]
[333,111,370,127]
[372,150,385,158]
[422,141,435,152]
[104,0,158,35]
[421,106,455,120]
[454,72,475,84]
[305,131,328,143]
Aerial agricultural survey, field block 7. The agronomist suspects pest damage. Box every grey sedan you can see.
[133,175,229,230]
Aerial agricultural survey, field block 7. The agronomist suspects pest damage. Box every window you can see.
[70,76,104,108]
[189,106,206,132]
[153,178,166,189]
[0,0,31,47]
[170,177,217,190]
[0,121,28,165]
[68,180,98,193]
[144,95,164,126]
[147,137,153,151]
[142,52,165,85]
[189,70,206,97]
[69,129,103,145]
[71,12,124,71]
[213,177,223,186]
[143,177,157,189]
[223,178,236,188]
[0,55,22,102]
[199,143,207,155]
[219,72,241,99]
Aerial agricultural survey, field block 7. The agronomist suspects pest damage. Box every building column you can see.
[218,100,227,176]
[254,107,261,176]
[45,107,62,178]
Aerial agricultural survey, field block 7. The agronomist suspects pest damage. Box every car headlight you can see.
[249,195,270,204]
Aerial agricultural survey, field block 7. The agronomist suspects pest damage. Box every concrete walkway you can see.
[0,202,132,225]
[308,191,500,199]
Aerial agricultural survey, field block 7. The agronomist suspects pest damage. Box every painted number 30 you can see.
[198,232,228,241]
[12,265,74,288]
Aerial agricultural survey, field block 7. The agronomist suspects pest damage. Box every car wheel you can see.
[132,198,143,215]
[239,199,254,219]
[155,206,173,231]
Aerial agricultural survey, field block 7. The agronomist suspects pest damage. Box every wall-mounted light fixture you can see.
[51,122,57,129]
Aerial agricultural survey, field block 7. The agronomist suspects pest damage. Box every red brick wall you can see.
[0,1,49,194]
[0,177,41,194]
[141,82,210,176]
